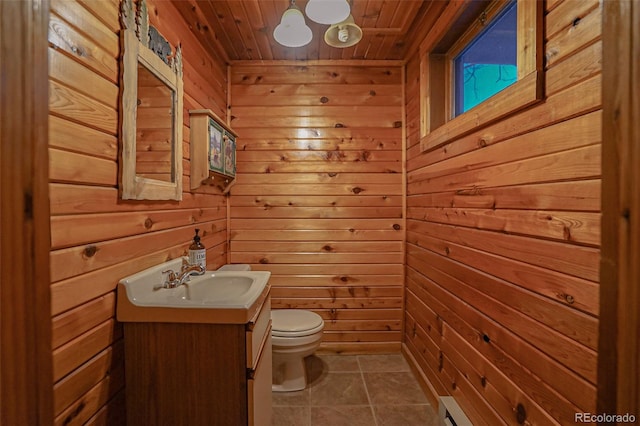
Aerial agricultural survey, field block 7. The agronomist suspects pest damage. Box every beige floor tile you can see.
[310,405,376,426]
[374,404,439,426]
[357,353,410,372]
[271,354,437,425]
[272,406,310,426]
[272,388,309,407]
[363,372,428,405]
[310,372,370,406]
[316,354,360,372]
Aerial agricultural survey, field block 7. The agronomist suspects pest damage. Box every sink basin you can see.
[117,257,270,324]
[185,273,256,305]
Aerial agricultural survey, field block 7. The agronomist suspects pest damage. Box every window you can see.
[453,2,517,116]
[420,0,543,153]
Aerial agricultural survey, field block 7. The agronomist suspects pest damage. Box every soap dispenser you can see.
[188,228,206,271]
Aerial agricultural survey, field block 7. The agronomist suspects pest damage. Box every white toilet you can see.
[217,264,324,392]
[271,308,324,392]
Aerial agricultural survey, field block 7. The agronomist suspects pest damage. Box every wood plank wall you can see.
[0,0,53,423]
[404,0,602,424]
[599,0,640,416]
[229,63,405,352]
[47,0,229,422]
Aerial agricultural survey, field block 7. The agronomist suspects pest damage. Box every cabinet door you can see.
[248,330,272,426]
[246,298,271,369]
[223,131,236,177]
[208,118,225,175]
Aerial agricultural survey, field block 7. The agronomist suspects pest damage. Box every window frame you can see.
[419,0,543,153]
[449,1,518,117]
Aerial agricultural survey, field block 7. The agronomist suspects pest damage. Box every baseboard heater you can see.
[439,396,473,426]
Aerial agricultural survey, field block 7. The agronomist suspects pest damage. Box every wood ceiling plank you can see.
[241,0,273,61]
[365,0,401,59]
[204,0,247,60]
[175,0,437,61]
[170,0,230,64]
[227,0,263,60]
[257,1,287,60]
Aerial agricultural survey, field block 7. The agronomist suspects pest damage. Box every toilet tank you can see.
[217,264,251,271]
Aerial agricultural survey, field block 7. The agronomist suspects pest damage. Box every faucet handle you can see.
[180,259,192,272]
[189,264,206,275]
[161,269,179,288]
[162,269,177,281]
[181,261,205,276]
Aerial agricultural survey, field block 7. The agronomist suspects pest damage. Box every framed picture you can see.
[189,109,238,191]
[223,132,236,177]
[208,118,224,174]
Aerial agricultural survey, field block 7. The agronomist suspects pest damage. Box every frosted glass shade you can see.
[273,7,313,47]
[305,0,350,25]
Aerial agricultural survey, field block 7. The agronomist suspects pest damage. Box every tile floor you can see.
[271,354,440,426]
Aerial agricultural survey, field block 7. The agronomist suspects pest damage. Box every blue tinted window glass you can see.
[454,2,517,116]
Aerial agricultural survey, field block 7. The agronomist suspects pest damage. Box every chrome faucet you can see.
[177,263,206,283]
[158,260,205,289]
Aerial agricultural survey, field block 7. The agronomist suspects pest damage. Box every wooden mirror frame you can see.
[119,0,183,200]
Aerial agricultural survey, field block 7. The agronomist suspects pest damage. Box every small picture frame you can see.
[223,132,236,177]
[208,118,224,174]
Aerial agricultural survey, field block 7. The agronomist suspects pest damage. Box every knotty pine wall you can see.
[404,0,601,425]
[229,63,405,352]
[48,0,228,422]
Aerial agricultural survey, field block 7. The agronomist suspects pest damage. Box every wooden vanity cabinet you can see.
[123,296,272,426]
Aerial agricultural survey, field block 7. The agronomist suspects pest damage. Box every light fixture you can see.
[273,0,312,48]
[305,0,351,25]
[324,15,362,48]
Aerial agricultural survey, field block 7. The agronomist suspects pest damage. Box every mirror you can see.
[119,0,183,200]
[135,62,174,184]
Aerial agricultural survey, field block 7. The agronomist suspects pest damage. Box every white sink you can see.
[117,257,270,324]
[185,273,257,306]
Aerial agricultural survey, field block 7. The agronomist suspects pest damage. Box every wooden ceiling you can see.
[170,0,444,62]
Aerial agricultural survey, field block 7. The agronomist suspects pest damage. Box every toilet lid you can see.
[271,309,324,337]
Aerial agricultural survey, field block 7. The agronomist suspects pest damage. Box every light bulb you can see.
[338,27,349,42]
[324,15,362,48]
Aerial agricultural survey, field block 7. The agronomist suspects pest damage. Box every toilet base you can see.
[272,355,308,392]
[271,309,324,392]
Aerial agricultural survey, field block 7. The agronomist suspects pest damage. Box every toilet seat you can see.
[271,309,324,337]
